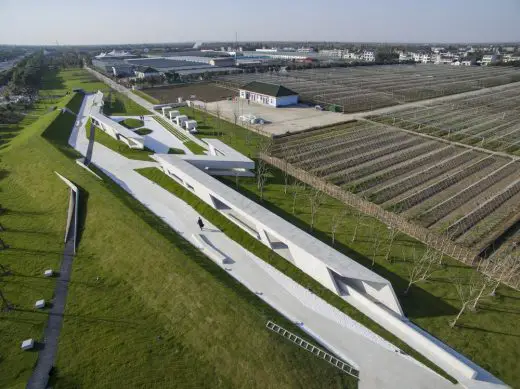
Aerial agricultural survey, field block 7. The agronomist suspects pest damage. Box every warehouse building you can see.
[239,81,299,107]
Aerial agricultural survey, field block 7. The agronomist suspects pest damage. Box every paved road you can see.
[85,67,156,112]
[26,192,77,389]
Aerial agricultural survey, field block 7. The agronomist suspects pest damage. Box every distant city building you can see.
[361,50,375,62]
[481,54,498,66]
[344,52,360,60]
[239,81,299,107]
[319,49,345,58]
[256,48,279,53]
[95,50,136,59]
[503,54,520,63]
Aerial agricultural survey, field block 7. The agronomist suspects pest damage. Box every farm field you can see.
[271,120,520,257]
[141,82,237,103]
[371,82,520,156]
[0,68,354,389]
[216,65,520,113]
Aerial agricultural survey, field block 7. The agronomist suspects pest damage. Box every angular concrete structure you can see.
[89,91,144,149]
[155,155,403,315]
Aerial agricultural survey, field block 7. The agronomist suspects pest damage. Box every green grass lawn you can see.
[85,118,155,162]
[134,128,153,135]
[179,106,263,157]
[132,89,160,105]
[103,92,150,116]
[180,106,520,387]
[120,118,144,129]
[185,140,207,155]
[0,68,357,389]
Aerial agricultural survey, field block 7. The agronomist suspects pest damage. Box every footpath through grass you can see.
[179,105,520,387]
[0,68,357,389]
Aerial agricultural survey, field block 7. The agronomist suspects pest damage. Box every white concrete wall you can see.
[345,285,478,380]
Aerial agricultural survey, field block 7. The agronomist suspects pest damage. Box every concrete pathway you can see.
[26,194,77,389]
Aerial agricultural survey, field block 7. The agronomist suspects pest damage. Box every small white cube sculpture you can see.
[21,339,34,350]
[35,299,45,309]
[44,269,53,277]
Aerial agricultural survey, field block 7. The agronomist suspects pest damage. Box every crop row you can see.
[447,178,520,239]
[392,157,496,212]
[370,150,478,204]
[419,161,520,228]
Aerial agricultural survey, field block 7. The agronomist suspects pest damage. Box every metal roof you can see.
[241,81,298,97]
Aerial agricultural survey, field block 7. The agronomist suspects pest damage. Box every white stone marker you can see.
[35,299,45,309]
[21,339,35,350]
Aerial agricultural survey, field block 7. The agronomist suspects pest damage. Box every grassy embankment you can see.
[173,104,520,387]
[103,91,150,116]
[0,68,356,389]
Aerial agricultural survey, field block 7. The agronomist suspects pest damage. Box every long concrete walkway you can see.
[69,94,510,389]
[26,190,77,389]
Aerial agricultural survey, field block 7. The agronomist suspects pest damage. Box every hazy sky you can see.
[1,0,519,45]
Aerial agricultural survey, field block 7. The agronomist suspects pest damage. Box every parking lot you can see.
[204,99,349,135]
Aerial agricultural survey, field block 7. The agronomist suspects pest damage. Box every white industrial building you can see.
[239,81,299,107]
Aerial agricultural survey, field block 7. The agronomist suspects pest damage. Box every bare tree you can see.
[384,226,399,263]
[290,178,305,215]
[488,253,520,296]
[277,143,293,195]
[308,185,325,232]
[351,206,365,243]
[256,139,273,200]
[330,207,349,246]
[450,276,480,328]
[404,247,440,294]
[215,104,222,136]
[371,229,384,267]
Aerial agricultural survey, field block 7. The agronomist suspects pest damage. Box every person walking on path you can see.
[197,217,205,231]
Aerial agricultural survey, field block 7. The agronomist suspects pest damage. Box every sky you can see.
[1,0,519,45]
